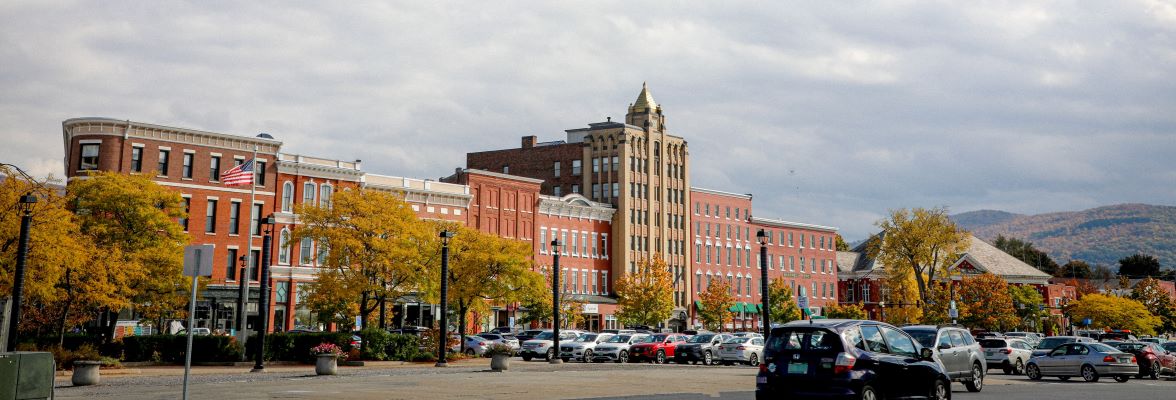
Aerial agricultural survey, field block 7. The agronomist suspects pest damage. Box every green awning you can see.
[728,303,743,313]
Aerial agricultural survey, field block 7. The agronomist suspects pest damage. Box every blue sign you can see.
[1081,318,1092,326]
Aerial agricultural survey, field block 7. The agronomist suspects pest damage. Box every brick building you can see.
[747,217,840,324]
[535,194,616,330]
[688,188,756,330]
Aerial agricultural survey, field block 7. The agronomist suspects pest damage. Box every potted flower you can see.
[311,343,347,375]
[484,343,515,372]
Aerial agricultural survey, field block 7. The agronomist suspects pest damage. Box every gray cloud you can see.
[2,0,1174,240]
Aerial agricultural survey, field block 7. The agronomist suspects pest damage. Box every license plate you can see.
[756,376,768,384]
[788,362,808,374]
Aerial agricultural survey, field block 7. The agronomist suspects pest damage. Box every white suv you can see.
[559,333,615,362]
[592,333,649,363]
[520,330,582,361]
[980,337,1034,375]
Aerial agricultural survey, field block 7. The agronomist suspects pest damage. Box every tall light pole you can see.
[756,229,770,339]
[550,239,563,364]
[235,253,249,357]
[252,215,275,372]
[435,229,455,367]
[5,193,37,352]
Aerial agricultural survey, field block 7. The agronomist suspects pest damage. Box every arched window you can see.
[281,182,294,212]
[303,182,316,205]
[320,184,333,209]
[278,229,291,264]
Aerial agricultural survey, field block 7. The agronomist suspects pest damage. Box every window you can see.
[157,150,170,175]
[800,257,806,272]
[860,325,888,353]
[571,184,580,194]
[300,238,313,265]
[820,236,825,250]
[205,199,218,233]
[788,232,794,247]
[229,202,240,235]
[540,228,548,254]
[612,183,619,198]
[561,231,568,255]
[275,281,289,303]
[254,160,266,185]
[847,283,854,302]
[572,159,582,175]
[225,248,238,281]
[695,202,700,215]
[180,197,190,231]
[612,156,619,171]
[571,231,579,256]
[278,229,290,264]
[592,183,600,199]
[130,147,142,172]
[591,233,598,257]
[581,270,588,294]
[210,156,221,181]
[79,144,100,170]
[303,182,316,204]
[863,283,870,302]
[553,186,561,197]
[320,184,333,209]
[602,271,609,294]
[317,241,328,265]
[182,153,194,178]
[592,270,598,294]
[249,249,261,281]
[251,204,262,235]
[282,182,294,212]
[880,327,918,357]
[503,165,509,174]
[592,158,600,173]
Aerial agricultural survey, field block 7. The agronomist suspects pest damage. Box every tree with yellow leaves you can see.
[768,278,802,324]
[697,279,735,331]
[869,207,968,317]
[1066,293,1162,335]
[880,263,923,325]
[823,303,868,319]
[291,188,432,331]
[615,256,674,327]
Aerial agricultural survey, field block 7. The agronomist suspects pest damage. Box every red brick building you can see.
[688,188,756,330]
[535,194,616,330]
[747,217,840,325]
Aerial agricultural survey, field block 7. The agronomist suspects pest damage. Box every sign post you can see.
[182,245,214,400]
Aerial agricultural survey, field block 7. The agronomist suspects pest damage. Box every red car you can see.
[1106,341,1176,379]
[627,333,688,364]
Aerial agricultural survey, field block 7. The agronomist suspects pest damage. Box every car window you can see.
[773,331,804,351]
[843,327,864,351]
[959,332,976,345]
[905,329,937,348]
[1066,344,1088,356]
[1050,347,1067,356]
[809,331,838,351]
[979,339,1006,348]
[938,333,954,348]
[948,331,966,347]
[752,338,764,346]
[881,327,918,357]
[861,326,888,353]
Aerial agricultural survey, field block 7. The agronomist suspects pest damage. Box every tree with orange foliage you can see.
[958,273,1018,332]
[697,279,736,331]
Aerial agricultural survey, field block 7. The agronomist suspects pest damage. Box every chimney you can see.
[607,117,611,122]
[522,135,537,148]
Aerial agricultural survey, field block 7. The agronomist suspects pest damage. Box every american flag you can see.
[220,159,254,186]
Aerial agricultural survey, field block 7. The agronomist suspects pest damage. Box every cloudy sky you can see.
[2,1,1174,240]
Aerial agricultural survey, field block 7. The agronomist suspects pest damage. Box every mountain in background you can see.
[952,204,1176,269]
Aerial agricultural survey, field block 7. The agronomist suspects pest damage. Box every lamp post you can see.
[5,194,37,352]
[550,239,563,364]
[756,229,770,339]
[435,229,455,367]
[252,215,276,372]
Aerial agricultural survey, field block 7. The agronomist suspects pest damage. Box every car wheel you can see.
[1014,359,1025,375]
[749,353,759,367]
[545,349,555,362]
[1150,361,1161,380]
[522,355,532,362]
[703,351,713,366]
[618,350,628,363]
[464,348,475,356]
[1026,364,1042,380]
[859,384,879,400]
[655,350,666,364]
[1081,364,1099,382]
[964,363,983,392]
[583,349,593,363]
[1114,375,1130,383]
[930,379,950,400]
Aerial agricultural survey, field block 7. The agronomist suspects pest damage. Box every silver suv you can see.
[591,333,649,363]
[559,332,614,362]
[902,325,987,392]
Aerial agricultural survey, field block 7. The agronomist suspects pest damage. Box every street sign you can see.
[797,296,809,310]
[182,245,215,277]
[1082,318,1092,326]
[948,308,959,319]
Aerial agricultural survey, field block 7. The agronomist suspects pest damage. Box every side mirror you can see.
[937,343,951,350]
[921,348,935,361]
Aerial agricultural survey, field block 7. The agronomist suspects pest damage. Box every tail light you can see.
[834,352,856,375]
[759,363,769,374]
[1001,348,1012,354]
[1103,356,1116,362]
[1131,356,1137,362]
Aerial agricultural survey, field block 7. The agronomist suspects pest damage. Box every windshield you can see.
[606,335,631,343]
[533,332,554,340]
[1037,337,1073,350]
[726,337,750,344]
[904,330,937,348]
[638,334,667,343]
[688,334,715,343]
[577,334,598,342]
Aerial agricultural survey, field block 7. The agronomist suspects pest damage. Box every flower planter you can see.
[72,360,101,386]
[315,354,339,375]
[490,354,511,371]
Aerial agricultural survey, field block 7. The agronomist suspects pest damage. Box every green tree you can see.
[1066,293,1162,335]
[1057,260,1092,278]
[1008,284,1045,331]
[69,171,189,343]
[835,234,850,251]
[993,235,1059,275]
[1130,278,1176,334]
[767,278,801,324]
[958,273,1019,332]
[1118,254,1161,278]
[697,279,736,331]
[615,256,675,327]
[869,207,969,318]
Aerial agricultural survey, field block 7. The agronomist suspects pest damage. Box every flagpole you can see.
[236,145,259,358]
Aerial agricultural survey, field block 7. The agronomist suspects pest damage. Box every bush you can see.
[47,343,101,370]
[122,335,240,362]
[359,328,392,361]
[385,334,421,361]
[244,332,353,363]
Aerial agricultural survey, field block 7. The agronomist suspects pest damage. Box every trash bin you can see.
[0,352,55,400]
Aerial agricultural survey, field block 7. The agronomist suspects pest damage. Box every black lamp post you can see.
[235,253,248,355]
[5,193,37,352]
[252,215,276,372]
[435,229,455,367]
[756,229,770,339]
[550,239,563,364]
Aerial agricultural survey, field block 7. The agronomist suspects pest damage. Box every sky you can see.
[2,1,1174,241]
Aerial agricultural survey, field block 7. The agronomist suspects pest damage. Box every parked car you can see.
[756,319,952,400]
[732,332,764,339]
[176,327,211,336]
[979,338,1034,374]
[717,336,765,366]
[477,333,520,353]
[1138,337,1164,345]
[901,325,986,392]
[559,332,614,362]
[1163,342,1176,353]
[601,329,636,335]
[1104,341,1176,380]
[1032,336,1096,357]
[387,326,429,336]
[450,334,490,356]
[675,333,732,365]
[628,333,688,364]
[520,330,582,361]
[592,333,649,363]
[1026,342,1137,382]
[1100,330,1138,342]
[489,326,520,336]
[1002,332,1042,347]
[515,329,544,343]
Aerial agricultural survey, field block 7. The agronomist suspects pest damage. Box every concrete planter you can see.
[72,360,101,386]
[315,354,339,375]
[490,354,511,371]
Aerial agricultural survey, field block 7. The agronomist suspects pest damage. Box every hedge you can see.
[122,335,241,362]
[245,332,354,363]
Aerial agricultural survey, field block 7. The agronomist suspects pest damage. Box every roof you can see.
[690,187,753,200]
[836,251,862,273]
[952,236,1052,281]
[750,216,838,232]
[630,82,657,112]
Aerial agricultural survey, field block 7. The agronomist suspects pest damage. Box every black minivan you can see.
[756,319,952,400]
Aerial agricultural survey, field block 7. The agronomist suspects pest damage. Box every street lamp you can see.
[235,252,249,356]
[756,229,770,339]
[435,229,455,367]
[550,239,563,364]
[252,215,276,372]
[5,193,37,352]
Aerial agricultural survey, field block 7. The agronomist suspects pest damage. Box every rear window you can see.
[979,339,1008,348]
[766,329,843,354]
